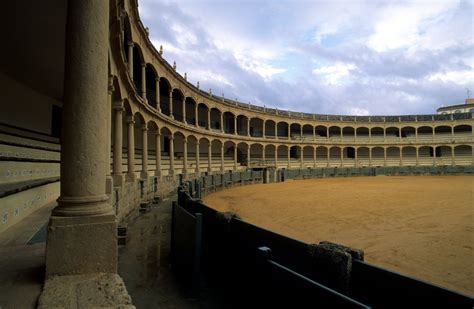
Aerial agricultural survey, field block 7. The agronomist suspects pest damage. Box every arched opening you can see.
[185,97,197,125]
[316,146,328,167]
[386,146,400,166]
[187,135,198,172]
[302,125,313,139]
[386,127,399,140]
[173,132,186,174]
[402,146,416,166]
[250,144,264,165]
[172,89,184,122]
[237,142,249,165]
[122,16,132,62]
[197,103,209,128]
[328,126,341,139]
[290,123,301,139]
[454,145,472,165]
[453,125,472,137]
[356,127,369,140]
[342,127,355,140]
[329,146,341,166]
[210,108,221,131]
[315,125,327,138]
[145,64,157,108]
[265,120,276,138]
[237,115,248,136]
[277,145,288,168]
[210,139,222,172]
[199,138,211,173]
[418,146,433,165]
[370,127,384,140]
[303,146,313,167]
[159,77,171,116]
[265,144,276,165]
[417,126,433,141]
[132,45,143,95]
[357,147,370,167]
[371,147,384,166]
[249,118,264,137]
[436,145,451,165]
[160,127,173,175]
[224,141,237,171]
[401,126,415,139]
[434,126,451,137]
[146,121,158,174]
[223,112,235,134]
[277,122,289,139]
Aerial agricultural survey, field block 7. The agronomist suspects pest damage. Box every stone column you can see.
[127,41,133,76]
[208,143,212,173]
[275,123,278,139]
[340,147,344,167]
[182,97,187,124]
[126,117,136,182]
[432,146,436,165]
[355,148,358,167]
[300,126,303,139]
[340,129,343,142]
[399,148,403,166]
[313,126,316,141]
[141,63,147,102]
[45,0,117,277]
[155,132,161,177]
[451,146,455,166]
[220,113,224,133]
[288,126,291,139]
[327,147,330,167]
[300,147,304,168]
[432,127,435,141]
[106,78,114,194]
[141,125,149,179]
[383,128,386,143]
[207,109,211,130]
[195,142,200,175]
[112,102,124,186]
[234,146,238,170]
[234,117,238,135]
[262,146,266,163]
[369,148,372,167]
[287,147,291,168]
[183,138,188,176]
[326,127,329,140]
[195,104,199,127]
[415,128,418,142]
[275,147,278,167]
[247,119,251,137]
[416,147,419,166]
[313,147,317,167]
[155,78,161,112]
[383,148,387,166]
[169,136,175,175]
[451,126,454,139]
[247,144,251,167]
[169,90,174,119]
[263,121,266,138]
[220,144,225,171]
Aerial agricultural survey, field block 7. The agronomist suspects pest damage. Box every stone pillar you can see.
[451,126,454,139]
[355,148,358,167]
[126,117,136,182]
[451,146,455,166]
[106,78,114,194]
[263,121,266,138]
[155,78,161,112]
[416,147,419,166]
[127,41,133,76]
[313,126,316,141]
[432,146,436,165]
[169,136,175,175]
[155,132,161,177]
[340,147,344,167]
[45,0,117,277]
[326,127,329,140]
[247,119,251,137]
[234,146,238,170]
[234,117,237,135]
[112,102,124,186]
[383,128,386,143]
[220,144,225,171]
[195,142,200,175]
[415,128,418,142]
[182,97,187,124]
[207,109,211,130]
[262,146,266,163]
[208,143,212,173]
[183,138,188,176]
[313,147,317,167]
[220,113,224,133]
[300,126,303,139]
[195,104,199,127]
[141,63,147,102]
[247,144,251,167]
[369,128,372,140]
[169,90,174,119]
[275,123,278,139]
[141,125,149,179]
[399,148,403,166]
[340,129,343,141]
[432,127,435,141]
[287,147,291,168]
[327,147,330,167]
[369,148,372,167]
[300,147,304,168]
[275,147,278,167]
[383,148,387,166]
[288,126,291,139]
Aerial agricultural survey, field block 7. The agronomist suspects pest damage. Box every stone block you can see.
[45,213,117,277]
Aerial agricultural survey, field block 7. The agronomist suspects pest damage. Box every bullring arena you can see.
[203,175,474,295]
[0,0,473,307]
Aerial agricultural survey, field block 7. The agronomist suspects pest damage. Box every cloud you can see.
[138,0,474,116]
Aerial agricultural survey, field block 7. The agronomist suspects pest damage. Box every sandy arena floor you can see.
[203,175,474,296]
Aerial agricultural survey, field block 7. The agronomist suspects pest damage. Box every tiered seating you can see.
[0,124,60,233]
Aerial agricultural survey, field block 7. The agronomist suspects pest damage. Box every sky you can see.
[138,0,474,116]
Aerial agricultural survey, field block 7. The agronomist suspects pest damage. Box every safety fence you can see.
[171,185,473,307]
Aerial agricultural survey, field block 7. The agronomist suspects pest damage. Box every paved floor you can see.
[0,202,56,309]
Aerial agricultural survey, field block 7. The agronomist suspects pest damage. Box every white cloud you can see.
[347,107,370,116]
[428,70,474,83]
[312,63,357,84]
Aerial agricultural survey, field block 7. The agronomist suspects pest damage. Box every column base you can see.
[105,176,113,194]
[140,171,149,179]
[45,212,117,277]
[113,173,124,188]
[126,172,136,182]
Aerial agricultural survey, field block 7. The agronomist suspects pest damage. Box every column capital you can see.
[127,41,134,47]
[141,62,146,68]
[155,131,161,137]
[141,124,148,131]
[169,136,175,141]
[155,77,160,83]
[126,116,135,124]
[113,101,125,111]
[108,75,115,94]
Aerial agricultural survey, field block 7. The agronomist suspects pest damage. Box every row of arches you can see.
[120,17,473,144]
